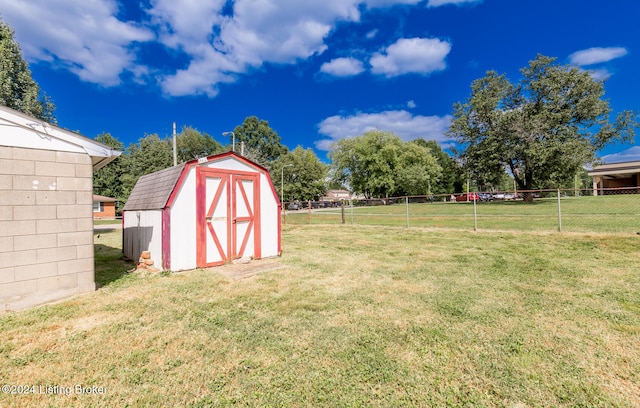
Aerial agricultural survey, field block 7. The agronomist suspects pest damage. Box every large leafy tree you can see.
[448,55,637,201]
[175,126,224,163]
[395,142,442,196]
[0,18,55,122]
[271,146,327,202]
[330,130,440,198]
[411,139,461,194]
[232,116,288,166]
[330,130,401,198]
[119,134,174,199]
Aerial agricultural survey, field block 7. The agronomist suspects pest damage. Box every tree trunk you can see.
[522,175,534,202]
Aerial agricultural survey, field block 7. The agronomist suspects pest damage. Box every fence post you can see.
[557,189,562,232]
[282,202,286,225]
[350,199,354,224]
[473,193,478,232]
[308,200,312,225]
[405,196,409,228]
[341,200,345,224]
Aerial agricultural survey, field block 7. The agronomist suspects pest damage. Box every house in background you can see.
[0,105,120,311]
[320,189,352,203]
[325,189,351,200]
[92,194,117,219]
[587,160,640,195]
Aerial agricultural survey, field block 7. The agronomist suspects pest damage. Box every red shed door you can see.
[196,169,261,267]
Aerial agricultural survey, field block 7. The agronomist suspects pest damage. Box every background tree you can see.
[330,130,441,198]
[176,126,224,163]
[271,146,327,202]
[411,139,461,194]
[330,130,401,198]
[119,134,174,200]
[448,54,637,201]
[0,18,55,122]
[232,116,288,167]
[395,142,442,196]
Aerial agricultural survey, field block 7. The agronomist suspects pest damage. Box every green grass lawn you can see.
[1,225,639,406]
[93,219,121,225]
[286,195,640,234]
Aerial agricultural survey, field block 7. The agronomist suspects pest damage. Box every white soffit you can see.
[0,105,120,170]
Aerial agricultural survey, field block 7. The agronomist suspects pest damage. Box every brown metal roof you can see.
[92,194,117,202]
[122,163,187,211]
[587,160,640,177]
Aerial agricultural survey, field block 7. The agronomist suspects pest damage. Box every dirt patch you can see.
[206,257,284,280]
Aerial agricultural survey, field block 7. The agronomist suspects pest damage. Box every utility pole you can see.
[172,122,177,166]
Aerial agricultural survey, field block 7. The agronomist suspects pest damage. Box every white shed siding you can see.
[169,168,198,271]
[210,157,254,173]
[123,210,163,268]
[259,171,279,258]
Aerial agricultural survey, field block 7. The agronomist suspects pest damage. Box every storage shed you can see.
[0,104,120,311]
[122,152,281,271]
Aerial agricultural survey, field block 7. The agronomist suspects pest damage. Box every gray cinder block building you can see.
[0,105,120,311]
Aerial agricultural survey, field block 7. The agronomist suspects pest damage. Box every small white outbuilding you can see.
[0,104,120,311]
[122,152,282,271]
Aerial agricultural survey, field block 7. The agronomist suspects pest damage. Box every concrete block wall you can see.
[0,146,95,311]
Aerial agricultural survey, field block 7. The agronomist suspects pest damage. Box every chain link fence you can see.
[282,188,640,234]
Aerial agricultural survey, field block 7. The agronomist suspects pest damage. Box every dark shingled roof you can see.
[122,163,187,211]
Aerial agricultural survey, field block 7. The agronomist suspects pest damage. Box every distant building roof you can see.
[587,160,640,177]
[122,163,186,211]
[326,189,350,196]
[93,195,116,202]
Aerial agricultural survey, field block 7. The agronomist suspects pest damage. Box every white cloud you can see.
[155,0,364,95]
[315,110,452,150]
[149,0,226,49]
[0,0,452,94]
[159,47,241,97]
[370,37,451,77]
[601,146,640,163]
[427,0,482,7]
[0,0,154,86]
[569,47,628,66]
[364,0,422,7]
[219,0,361,65]
[407,100,416,108]
[320,57,365,77]
[586,68,612,81]
[157,0,441,94]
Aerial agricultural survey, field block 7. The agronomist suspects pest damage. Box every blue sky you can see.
[1,0,639,163]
